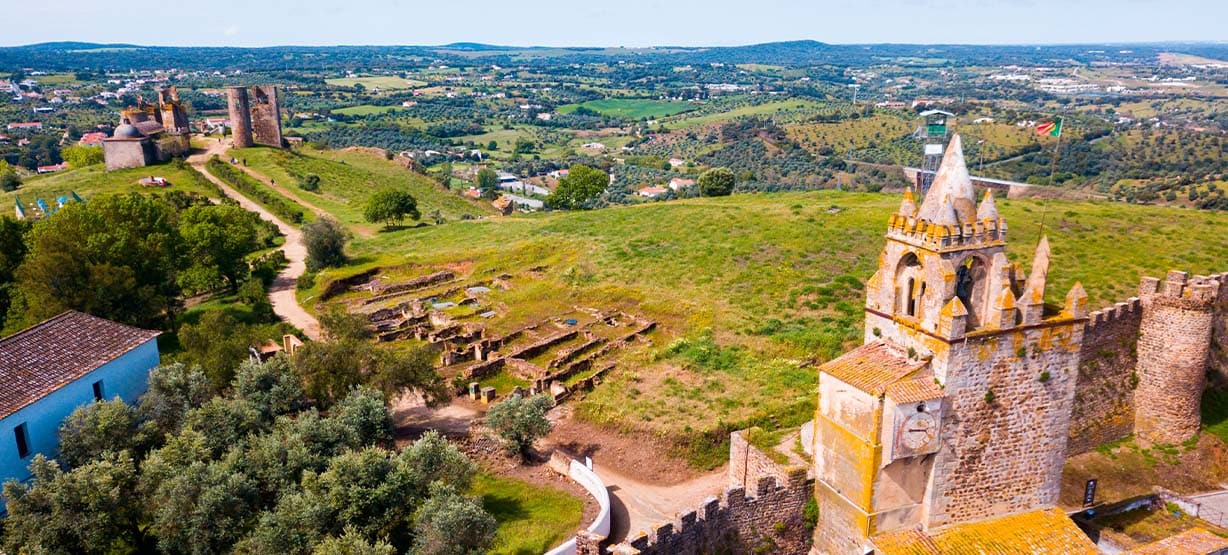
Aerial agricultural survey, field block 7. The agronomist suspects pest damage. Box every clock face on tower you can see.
[901,411,938,450]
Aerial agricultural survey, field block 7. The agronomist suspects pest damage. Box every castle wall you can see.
[925,321,1083,528]
[1067,298,1143,455]
[608,434,812,555]
[249,85,283,147]
[1208,275,1228,387]
[227,87,253,148]
[1135,272,1218,445]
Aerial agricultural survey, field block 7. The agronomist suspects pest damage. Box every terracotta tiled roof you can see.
[886,377,944,404]
[873,508,1098,555]
[0,311,159,419]
[1127,527,1228,555]
[818,341,926,395]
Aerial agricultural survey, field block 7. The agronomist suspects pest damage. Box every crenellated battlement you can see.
[603,429,812,555]
[1085,297,1143,331]
[611,469,811,555]
[1139,270,1221,308]
[886,213,1007,251]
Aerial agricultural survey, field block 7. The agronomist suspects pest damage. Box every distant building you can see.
[581,142,607,151]
[492,196,514,215]
[668,177,695,191]
[5,122,41,131]
[668,157,685,167]
[78,132,107,146]
[35,163,67,174]
[0,311,160,508]
[637,186,668,198]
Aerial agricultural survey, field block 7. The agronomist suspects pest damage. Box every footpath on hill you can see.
[187,138,321,340]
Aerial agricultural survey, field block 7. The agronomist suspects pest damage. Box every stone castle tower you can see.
[226,85,283,149]
[812,135,1091,554]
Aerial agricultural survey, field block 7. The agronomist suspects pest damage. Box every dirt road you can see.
[187,138,321,340]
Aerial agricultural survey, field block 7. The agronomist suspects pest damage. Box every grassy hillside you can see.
[10,162,221,208]
[307,191,1228,461]
[230,146,493,231]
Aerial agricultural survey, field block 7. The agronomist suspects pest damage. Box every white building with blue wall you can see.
[0,311,160,500]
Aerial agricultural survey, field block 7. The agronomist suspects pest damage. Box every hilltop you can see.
[305,190,1228,463]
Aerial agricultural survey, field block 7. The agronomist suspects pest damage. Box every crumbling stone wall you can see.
[729,428,791,491]
[249,85,284,147]
[226,87,253,148]
[606,432,812,555]
[1135,271,1219,445]
[1067,298,1143,455]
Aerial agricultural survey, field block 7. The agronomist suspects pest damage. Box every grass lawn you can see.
[230,146,493,231]
[325,76,427,89]
[305,190,1228,465]
[558,98,695,120]
[471,473,584,555]
[10,162,222,207]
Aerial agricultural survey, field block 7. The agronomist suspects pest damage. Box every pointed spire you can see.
[976,189,999,221]
[916,134,977,224]
[899,187,917,217]
[1024,235,1051,296]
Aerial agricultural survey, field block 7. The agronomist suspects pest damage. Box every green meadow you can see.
[10,162,222,208]
[558,98,695,119]
[304,190,1228,459]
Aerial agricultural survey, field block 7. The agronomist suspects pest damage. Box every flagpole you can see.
[1039,118,1062,243]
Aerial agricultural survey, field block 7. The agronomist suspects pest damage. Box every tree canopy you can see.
[545,165,607,210]
[363,189,420,229]
[475,168,499,199]
[16,193,183,329]
[698,167,736,197]
[303,217,348,272]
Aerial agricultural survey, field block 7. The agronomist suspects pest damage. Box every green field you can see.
[325,75,427,89]
[231,146,493,232]
[306,191,1228,454]
[670,98,827,128]
[472,473,584,555]
[10,162,222,209]
[331,104,409,116]
[558,98,695,119]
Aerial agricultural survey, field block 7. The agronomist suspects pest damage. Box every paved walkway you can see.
[187,138,321,340]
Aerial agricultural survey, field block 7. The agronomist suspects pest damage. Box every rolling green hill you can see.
[305,190,1228,461]
[230,146,494,231]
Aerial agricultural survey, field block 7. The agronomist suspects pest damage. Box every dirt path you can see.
[187,138,321,340]
[592,460,727,543]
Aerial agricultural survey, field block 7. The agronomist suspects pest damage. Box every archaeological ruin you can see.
[226,85,284,148]
[102,86,191,171]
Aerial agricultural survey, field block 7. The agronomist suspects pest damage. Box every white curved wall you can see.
[543,458,611,555]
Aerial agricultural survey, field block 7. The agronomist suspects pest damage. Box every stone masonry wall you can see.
[606,432,813,555]
[1135,271,1218,445]
[1067,298,1143,455]
[226,87,253,148]
[925,321,1083,528]
[1207,275,1228,387]
[729,428,791,491]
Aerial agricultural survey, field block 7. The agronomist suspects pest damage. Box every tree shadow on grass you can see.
[481,492,529,522]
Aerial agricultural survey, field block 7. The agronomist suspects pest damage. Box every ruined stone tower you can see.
[1134,271,1220,445]
[813,135,1090,554]
[226,86,254,148]
[226,85,284,148]
[157,86,190,134]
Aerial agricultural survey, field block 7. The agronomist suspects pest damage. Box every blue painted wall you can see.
[0,338,159,492]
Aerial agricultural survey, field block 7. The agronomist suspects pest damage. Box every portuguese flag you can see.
[1036,118,1063,137]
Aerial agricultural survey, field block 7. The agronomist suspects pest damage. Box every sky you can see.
[2,0,1226,48]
